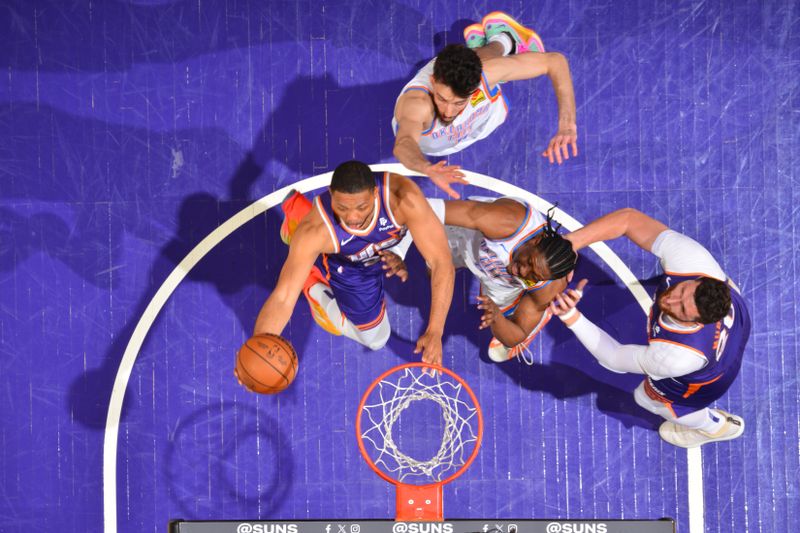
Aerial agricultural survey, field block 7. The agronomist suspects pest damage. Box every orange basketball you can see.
[235,333,298,394]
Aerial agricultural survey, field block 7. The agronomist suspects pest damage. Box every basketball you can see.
[235,333,298,394]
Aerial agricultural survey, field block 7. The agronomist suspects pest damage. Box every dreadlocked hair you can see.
[536,204,578,280]
[694,277,731,324]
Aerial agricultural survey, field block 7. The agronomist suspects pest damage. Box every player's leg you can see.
[302,265,344,336]
[280,190,312,245]
[302,264,391,351]
[633,381,744,448]
[463,21,511,62]
[340,305,391,351]
[326,262,392,351]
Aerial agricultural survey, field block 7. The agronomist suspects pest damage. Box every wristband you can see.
[558,307,578,321]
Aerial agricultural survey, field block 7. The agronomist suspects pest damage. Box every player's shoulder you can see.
[293,202,331,243]
[386,173,426,215]
[653,230,726,280]
[395,89,434,120]
[479,198,529,236]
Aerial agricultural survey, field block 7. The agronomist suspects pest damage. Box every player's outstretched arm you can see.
[393,92,466,198]
[479,294,544,347]
[484,52,577,164]
[566,208,669,254]
[550,279,706,377]
[392,175,455,366]
[253,218,330,336]
[549,279,647,374]
[443,198,527,239]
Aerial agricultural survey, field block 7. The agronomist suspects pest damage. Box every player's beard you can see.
[657,285,679,320]
[434,105,458,125]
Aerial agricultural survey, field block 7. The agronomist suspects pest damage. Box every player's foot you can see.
[482,11,545,54]
[463,23,486,49]
[280,190,312,245]
[487,310,552,364]
[302,266,342,336]
[658,410,744,448]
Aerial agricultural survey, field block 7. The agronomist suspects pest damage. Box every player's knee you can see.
[361,321,391,351]
[633,383,651,411]
[366,337,389,351]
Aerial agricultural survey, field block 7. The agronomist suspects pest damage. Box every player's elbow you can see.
[429,256,455,278]
[393,134,410,156]
[542,51,568,75]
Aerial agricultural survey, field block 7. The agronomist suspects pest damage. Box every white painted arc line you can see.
[103,174,331,533]
[103,164,702,533]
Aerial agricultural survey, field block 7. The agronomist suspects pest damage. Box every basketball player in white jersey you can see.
[551,208,750,448]
[425,197,577,363]
[392,12,578,198]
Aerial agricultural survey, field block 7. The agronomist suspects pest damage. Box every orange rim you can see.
[355,362,484,489]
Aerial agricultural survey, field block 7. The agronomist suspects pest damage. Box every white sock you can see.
[487,32,514,56]
[674,408,727,433]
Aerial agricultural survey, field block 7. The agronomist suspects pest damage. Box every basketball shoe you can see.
[659,410,745,448]
[482,11,545,54]
[302,266,342,336]
[463,23,486,49]
[487,310,552,365]
[280,190,312,245]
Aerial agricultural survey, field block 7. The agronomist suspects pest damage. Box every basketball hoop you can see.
[356,363,483,521]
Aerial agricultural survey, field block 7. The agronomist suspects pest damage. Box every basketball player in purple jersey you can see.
[254,161,454,367]
[392,12,578,198]
[551,208,750,448]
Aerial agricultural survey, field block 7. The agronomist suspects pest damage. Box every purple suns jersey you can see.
[645,253,752,409]
[313,172,408,275]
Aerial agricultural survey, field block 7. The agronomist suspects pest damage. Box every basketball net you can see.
[357,363,483,521]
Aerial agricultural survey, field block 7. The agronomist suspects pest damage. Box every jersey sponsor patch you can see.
[470,88,486,107]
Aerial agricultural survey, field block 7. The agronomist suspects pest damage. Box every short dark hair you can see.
[330,161,375,194]
[694,277,731,324]
[432,44,482,98]
[536,205,578,280]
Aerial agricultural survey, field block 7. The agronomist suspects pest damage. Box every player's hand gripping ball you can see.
[235,333,298,394]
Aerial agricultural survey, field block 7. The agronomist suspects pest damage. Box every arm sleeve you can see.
[567,314,707,379]
[566,314,648,374]
[650,230,726,280]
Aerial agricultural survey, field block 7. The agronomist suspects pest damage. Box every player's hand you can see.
[549,278,588,326]
[477,295,501,329]
[425,161,468,199]
[414,329,443,372]
[542,125,578,165]
[378,250,408,282]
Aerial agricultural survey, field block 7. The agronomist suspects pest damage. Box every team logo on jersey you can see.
[470,88,486,107]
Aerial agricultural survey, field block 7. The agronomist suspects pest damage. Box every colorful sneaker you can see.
[482,11,545,54]
[487,310,552,364]
[280,190,312,245]
[658,410,745,448]
[463,23,486,49]
[302,266,342,336]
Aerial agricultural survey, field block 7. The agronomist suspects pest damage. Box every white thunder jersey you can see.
[446,197,552,313]
[391,59,509,156]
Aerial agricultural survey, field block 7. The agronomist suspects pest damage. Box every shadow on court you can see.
[0,0,428,73]
[165,403,294,518]
[494,259,663,430]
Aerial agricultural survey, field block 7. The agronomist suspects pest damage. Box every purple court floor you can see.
[0,1,798,532]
